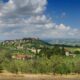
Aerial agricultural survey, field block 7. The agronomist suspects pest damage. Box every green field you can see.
[66,47,80,52]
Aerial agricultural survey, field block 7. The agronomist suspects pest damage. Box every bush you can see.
[74,61,80,74]
[0,53,80,74]
[74,51,80,54]
[0,65,3,73]
[52,62,70,74]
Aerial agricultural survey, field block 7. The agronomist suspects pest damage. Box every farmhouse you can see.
[12,54,32,60]
[64,49,76,57]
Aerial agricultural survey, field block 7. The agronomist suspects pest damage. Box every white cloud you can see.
[56,24,70,30]
[0,0,47,17]
[0,0,80,40]
[13,0,47,14]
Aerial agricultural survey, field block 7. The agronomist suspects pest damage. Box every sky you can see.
[0,0,80,40]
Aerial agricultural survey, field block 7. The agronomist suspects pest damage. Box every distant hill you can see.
[0,38,52,55]
[48,38,80,46]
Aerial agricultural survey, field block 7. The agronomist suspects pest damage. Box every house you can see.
[17,44,24,49]
[27,48,41,53]
[12,54,32,60]
[64,49,76,57]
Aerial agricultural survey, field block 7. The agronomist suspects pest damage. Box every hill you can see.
[0,38,80,74]
[0,38,51,56]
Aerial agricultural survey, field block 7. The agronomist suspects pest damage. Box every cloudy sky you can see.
[0,0,80,40]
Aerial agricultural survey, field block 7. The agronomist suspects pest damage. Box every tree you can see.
[0,65,3,73]
[74,51,80,54]
[61,46,65,55]
[53,45,61,55]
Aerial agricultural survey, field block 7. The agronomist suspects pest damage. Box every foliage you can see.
[0,39,80,74]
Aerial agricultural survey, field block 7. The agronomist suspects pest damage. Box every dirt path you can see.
[0,73,80,80]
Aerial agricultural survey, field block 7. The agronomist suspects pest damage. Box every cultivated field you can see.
[66,47,80,52]
[0,73,80,80]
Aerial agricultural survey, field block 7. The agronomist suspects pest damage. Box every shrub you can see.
[0,65,3,73]
[74,61,80,74]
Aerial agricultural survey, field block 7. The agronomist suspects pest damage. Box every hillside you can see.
[0,38,51,56]
[0,38,80,74]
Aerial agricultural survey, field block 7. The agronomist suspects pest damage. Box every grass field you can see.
[0,73,80,80]
[66,47,80,52]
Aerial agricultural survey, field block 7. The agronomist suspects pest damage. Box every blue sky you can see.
[47,0,80,28]
[3,0,9,3]
[0,0,80,40]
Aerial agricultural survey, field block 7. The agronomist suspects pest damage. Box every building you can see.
[64,48,76,57]
[12,54,32,60]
